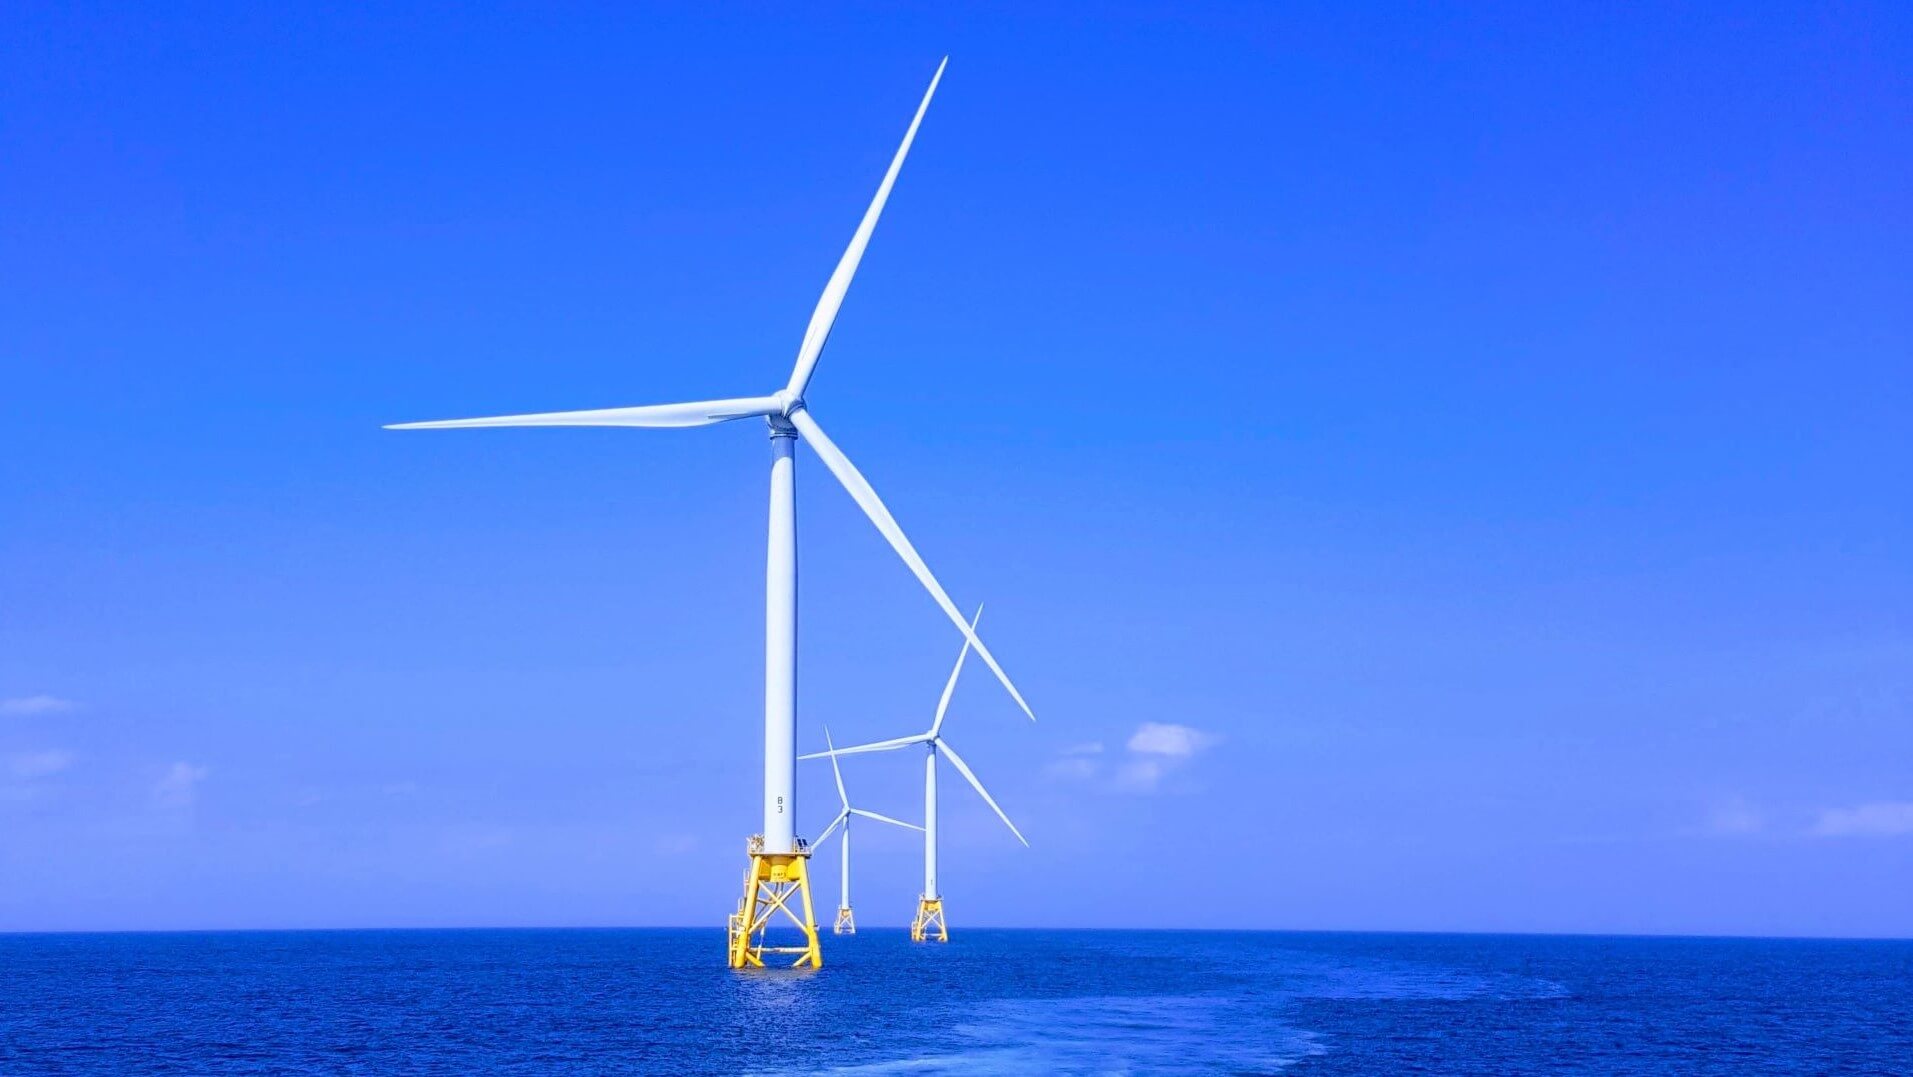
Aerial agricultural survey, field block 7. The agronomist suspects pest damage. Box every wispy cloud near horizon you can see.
[1811,801,1913,838]
[1127,722,1221,759]
[1688,797,1913,840]
[6,750,75,780]
[1699,796,1766,836]
[1,695,78,716]
[1050,723,1220,793]
[154,762,211,808]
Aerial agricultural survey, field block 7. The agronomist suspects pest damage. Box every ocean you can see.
[2,928,1908,1074]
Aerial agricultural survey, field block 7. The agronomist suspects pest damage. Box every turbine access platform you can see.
[911,897,948,943]
[728,834,822,969]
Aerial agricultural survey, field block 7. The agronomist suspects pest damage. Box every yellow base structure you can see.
[834,905,855,935]
[910,896,948,943]
[727,839,822,969]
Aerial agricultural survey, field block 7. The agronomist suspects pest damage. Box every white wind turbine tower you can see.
[812,727,924,935]
[386,59,1037,970]
[803,605,1027,942]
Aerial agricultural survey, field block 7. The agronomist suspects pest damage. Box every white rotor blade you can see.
[385,395,780,431]
[814,808,850,847]
[784,58,947,398]
[799,732,931,760]
[850,807,925,833]
[824,726,850,811]
[790,408,1036,722]
[936,739,1027,847]
[930,605,981,738]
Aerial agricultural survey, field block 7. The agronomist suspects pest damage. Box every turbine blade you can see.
[825,726,850,811]
[790,409,1036,722]
[798,732,930,759]
[385,395,780,431]
[784,58,947,398]
[930,605,982,738]
[814,808,850,847]
[937,739,1028,847]
[851,808,925,833]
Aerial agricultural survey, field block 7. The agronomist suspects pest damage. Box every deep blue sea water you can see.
[2,929,1909,1074]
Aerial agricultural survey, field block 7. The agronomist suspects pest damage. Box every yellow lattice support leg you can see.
[834,905,856,935]
[727,839,822,969]
[910,896,947,943]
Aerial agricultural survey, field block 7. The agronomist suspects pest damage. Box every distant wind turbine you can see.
[803,605,1026,942]
[811,727,924,935]
[386,59,1036,969]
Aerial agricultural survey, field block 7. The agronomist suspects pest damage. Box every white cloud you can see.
[1113,758,1166,792]
[1703,797,1765,836]
[1048,723,1224,791]
[1047,742,1107,781]
[1126,722,1219,758]
[154,762,211,807]
[1049,724,1220,793]
[1045,756,1101,781]
[1812,801,1913,838]
[6,750,75,780]
[1,695,77,716]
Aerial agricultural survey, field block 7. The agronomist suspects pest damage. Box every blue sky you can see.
[3,3,1908,936]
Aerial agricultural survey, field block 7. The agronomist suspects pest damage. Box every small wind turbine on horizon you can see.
[385,58,1038,970]
[812,727,924,935]
[803,605,1027,943]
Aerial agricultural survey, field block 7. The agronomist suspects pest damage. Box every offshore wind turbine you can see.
[812,727,924,935]
[803,606,1026,942]
[385,59,1037,970]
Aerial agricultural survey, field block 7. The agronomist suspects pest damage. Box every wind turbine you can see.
[812,727,923,935]
[802,605,1026,942]
[385,59,1037,970]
